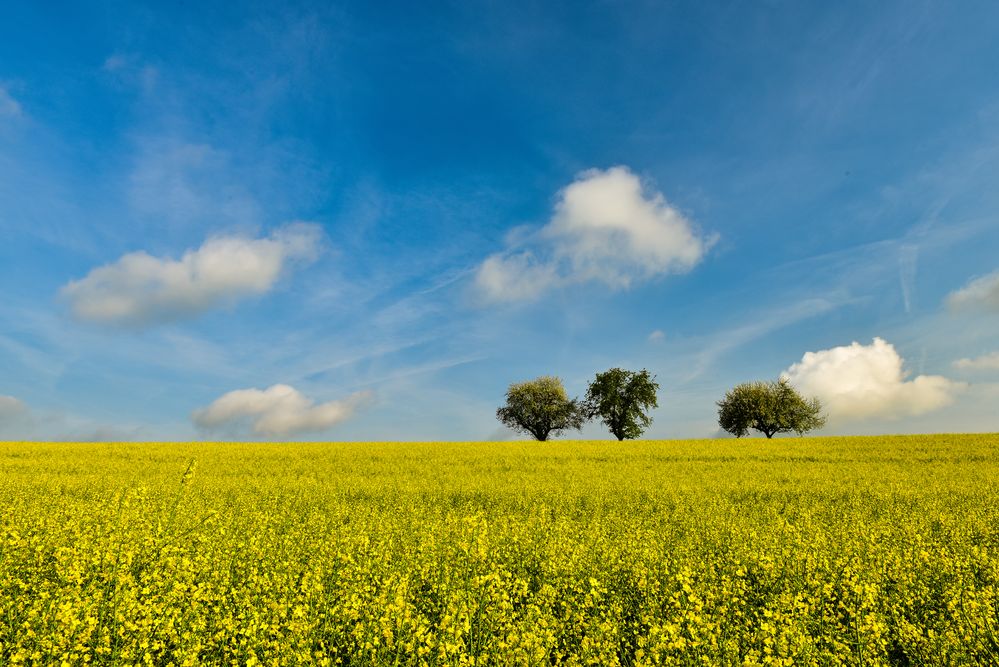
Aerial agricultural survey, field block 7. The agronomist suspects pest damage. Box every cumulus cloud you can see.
[783,338,964,422]
[192,384,372,437]
[947,270,999,312]
[61,223,323,327]
[954,351,999,372]
[474,166,714,303]
[648,329,666,343]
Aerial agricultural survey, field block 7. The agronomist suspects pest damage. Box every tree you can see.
[585,368,660,440]
[717,378,826,439]
[496,376,588,441]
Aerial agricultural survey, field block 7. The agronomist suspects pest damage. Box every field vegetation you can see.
[0,435,997,665]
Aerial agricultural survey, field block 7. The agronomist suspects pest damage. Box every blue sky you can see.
[2,0,998,440]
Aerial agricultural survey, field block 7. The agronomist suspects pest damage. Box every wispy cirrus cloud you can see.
[61,223,324,328]
[0,85,22,118]
[474,166,715,303]
[127,139,266,232]
[682,297,843,381]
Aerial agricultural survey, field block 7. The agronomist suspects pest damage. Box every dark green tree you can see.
[585,368,660,440]
[496,376,588,441]
[717,378,826,439]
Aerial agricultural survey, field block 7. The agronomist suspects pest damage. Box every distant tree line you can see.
[496,370,825,441]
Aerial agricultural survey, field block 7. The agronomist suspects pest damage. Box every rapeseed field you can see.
[0,435,997,665]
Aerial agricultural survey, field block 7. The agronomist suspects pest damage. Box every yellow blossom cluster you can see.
[0,434,997,665]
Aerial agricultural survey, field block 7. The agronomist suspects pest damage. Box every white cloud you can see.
[648,329,666,343]
[954,351,999,372]
[783,337,964,422]
[61,223,323,327]
[947,270,999,312]
[0,86,22,117]
[549,166,714,284]
[474,253,559,303]
[474,166,714,303]
[192,384,371,437]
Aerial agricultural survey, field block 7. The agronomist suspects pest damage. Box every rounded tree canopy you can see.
[717,378,825,439]
[585,368,660,440]
[496,376,587,441]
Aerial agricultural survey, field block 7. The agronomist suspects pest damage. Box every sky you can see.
[1,0,998,441]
